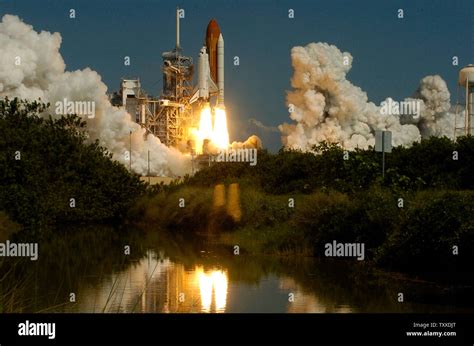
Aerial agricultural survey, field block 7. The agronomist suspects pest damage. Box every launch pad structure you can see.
[110,8,223,150]
[151,7,195,147]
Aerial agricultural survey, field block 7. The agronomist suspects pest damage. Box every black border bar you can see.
[0,313,473,345]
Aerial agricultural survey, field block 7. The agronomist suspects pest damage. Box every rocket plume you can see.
[194,104,230,154]
[193,104,212,154]
[0,15,190,176]
[212,107,230,149]
[199,105,214,141]
[279,42,462,151]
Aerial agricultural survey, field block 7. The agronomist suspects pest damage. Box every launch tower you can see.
[147,8,195,147]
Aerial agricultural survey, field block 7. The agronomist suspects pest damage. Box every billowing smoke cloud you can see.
[248,118,279,133]
[0,15,190,176]
[279,42,461,150]
[231,135,262,150]
[412,75,457,138]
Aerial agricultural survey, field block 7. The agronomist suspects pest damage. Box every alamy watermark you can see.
[214,148,257,166]
[379,99,421,119]
[0,240,38,261]
[18,320,55,339]
[55,98,95,118]
[324,240,365,261]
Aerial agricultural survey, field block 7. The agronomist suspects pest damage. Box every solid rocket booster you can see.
[217,33,224,107]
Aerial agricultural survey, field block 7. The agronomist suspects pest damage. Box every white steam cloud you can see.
[279,42,462,150]
[248,118,279,133]
[0,15,190,176]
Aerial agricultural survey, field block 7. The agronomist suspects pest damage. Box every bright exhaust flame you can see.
[199,105,213,140]
[194,104,229,153]
[212,107,230,150]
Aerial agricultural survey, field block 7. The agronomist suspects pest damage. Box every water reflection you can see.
[196,266,228,313]
[0,227,472,313]
[70,251,228,313]
[69,249,339,313]
[279,278,352,313]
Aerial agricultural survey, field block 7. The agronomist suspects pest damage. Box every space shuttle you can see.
[190,19,225,107]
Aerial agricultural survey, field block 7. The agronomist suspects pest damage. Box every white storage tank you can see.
[459,65,474,135]
[459,64,474,86]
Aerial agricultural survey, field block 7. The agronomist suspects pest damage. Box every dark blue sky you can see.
[2,0,472,151]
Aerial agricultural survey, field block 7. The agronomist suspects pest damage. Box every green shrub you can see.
[185,136,474,194]
[0,98,145,231]
[375,190,474,274]
[132,187,221,232]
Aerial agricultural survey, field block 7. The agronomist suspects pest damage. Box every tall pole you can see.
[467,78,471,135]
[129,130,132,172]
[382,131,385,178]
[466,78,469,136]
[148,150,150,183]
[176,7,180,49]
